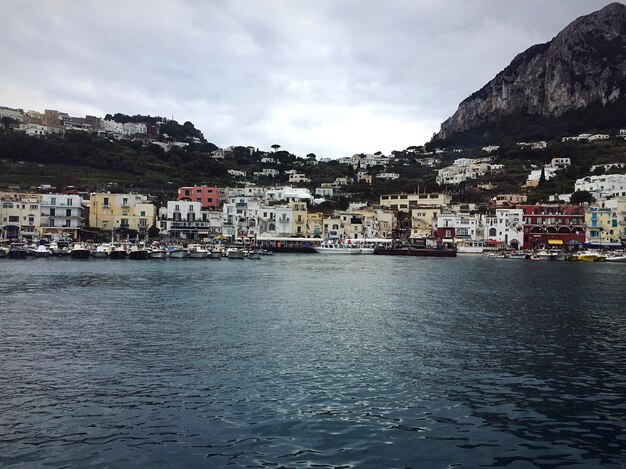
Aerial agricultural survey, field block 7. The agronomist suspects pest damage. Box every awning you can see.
[548,239,563,245]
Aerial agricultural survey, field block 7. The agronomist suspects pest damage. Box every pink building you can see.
[177,185,220,209]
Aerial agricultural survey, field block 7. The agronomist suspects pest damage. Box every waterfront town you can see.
[1,180,625,256]
[1,106,625,258]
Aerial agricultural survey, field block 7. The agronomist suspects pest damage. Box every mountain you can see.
[434,2,626,145]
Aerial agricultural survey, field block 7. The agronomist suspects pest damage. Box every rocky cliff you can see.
[436,2,626,141]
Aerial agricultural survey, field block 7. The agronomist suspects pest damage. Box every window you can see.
[30,204,38,210]
[140,211,146,217]
[122,198,129,206]
[103,197,109,206]
[67,198,72,206]
[50,208,56,217]
[8,215,19,222]
[49,219,55,227]
[51,197,56,205]
[66,209,71,217]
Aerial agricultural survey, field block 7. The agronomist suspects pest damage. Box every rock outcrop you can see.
[436,2,626,141]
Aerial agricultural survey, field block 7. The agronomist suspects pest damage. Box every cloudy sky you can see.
[0,0,617,158]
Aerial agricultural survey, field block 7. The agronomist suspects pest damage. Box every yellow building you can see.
[289,202,308,237]
[306,212,324,238]
[89,193,156,236]
[585,206,617,243]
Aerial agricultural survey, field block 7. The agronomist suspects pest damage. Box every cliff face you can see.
[436,2,626,141]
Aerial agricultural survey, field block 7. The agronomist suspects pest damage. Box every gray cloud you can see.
[0,0,617,157]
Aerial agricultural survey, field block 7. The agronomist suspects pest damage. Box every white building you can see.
[289,173,311,184]
[18,123,65,136]
[40,194,84,240]
[575,174,626,200]
[315,186,334,198]
[228,169,247,178]
[482,209,524,247]
[265,186,312,203]
[122,122,147,136]
[161,200,222,240]
[376,172,400,180]
[100,119,124,135]
[436,213,480,245]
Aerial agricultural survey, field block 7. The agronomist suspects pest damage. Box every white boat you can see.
[91,243,110,258]
[187,244,208,259]
[226,248,245,259]
[313,241,363,254]
[70,243,91,259]
[168,246,189,258]
[605,252,626,262]
[35,245,52,258]
[457,241,485,254]
[507,251,529,259]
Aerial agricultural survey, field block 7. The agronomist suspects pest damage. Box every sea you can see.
[1,255,624,468]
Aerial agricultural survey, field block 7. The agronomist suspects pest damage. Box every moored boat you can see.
[7,244,29,259]
[34,245,52,258]
[91,244,110,258]
[128,245,149,260]
[187,244,208,259]
[168,245,189,258]
[226,248,245,259]
[314,241,363,254]
[108,245,128,259]
[70,243,91,259]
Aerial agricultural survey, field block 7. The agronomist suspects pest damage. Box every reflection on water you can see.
[0,256,625,467]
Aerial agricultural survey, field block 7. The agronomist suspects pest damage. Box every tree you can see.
[148,224,161,238]
[570,190,594,205]
[271,144,281,152]
[306,153,316,160]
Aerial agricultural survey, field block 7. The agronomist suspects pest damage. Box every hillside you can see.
[433,2,626,146]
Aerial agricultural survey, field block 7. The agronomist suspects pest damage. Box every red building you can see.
[520,204,585,249]
[177,185,220,209]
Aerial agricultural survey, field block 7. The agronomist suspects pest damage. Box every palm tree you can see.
[271,144,281,152]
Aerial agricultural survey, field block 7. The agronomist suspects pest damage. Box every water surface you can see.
[1,256,625,467]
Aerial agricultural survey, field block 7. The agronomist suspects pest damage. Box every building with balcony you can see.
[435,214,480,246]
[575,174,626,200]
[40,194,83,240]
[161,201,222,240]
[520,204,585,249]
[89,193,156,237]
[482,209,524,248]
[0,193,42,241]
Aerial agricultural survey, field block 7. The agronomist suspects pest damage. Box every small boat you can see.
[0,246,8,258]
[187,244,208,259]
[570,250,607,262]
[209,250,222,260]
[148,247,167,259]
[91,244,110,258]
[34,245,52,258]
[168,245,189,259]
[70,243,91,259]
[226,248,245,259]
[128,245,149,260]
[605,253,626,262]
[49,241,71,257]
[7,244,29,259]
[508,251,529,259]
[108,245,128,259]
[247,250,262,260]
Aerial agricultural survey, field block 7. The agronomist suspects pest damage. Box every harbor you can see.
[1,254,625,467]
